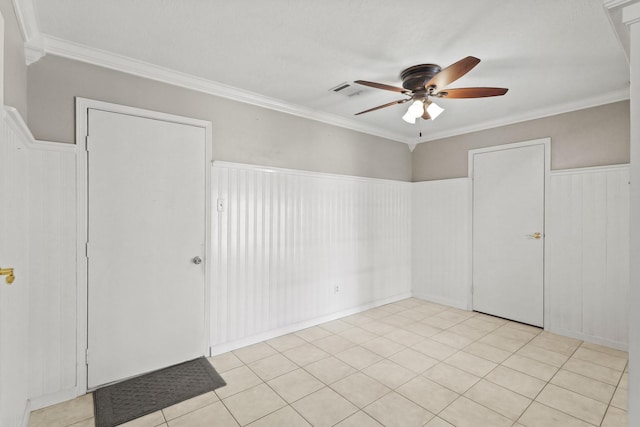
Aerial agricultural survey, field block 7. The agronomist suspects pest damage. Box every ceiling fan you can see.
[354,56,508,124]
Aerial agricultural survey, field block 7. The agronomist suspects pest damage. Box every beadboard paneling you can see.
[411,178,470,309]
[0,108,77,415]
[547,165,630,349]
[211,162,412,350]
[1,113,630,418]
[27,143,77,402]
[0,109,32,427]
[412,169,630,350]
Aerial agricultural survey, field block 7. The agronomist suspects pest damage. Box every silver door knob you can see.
[192,256,202,265]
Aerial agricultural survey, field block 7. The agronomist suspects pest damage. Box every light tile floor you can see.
[28,298,629,427]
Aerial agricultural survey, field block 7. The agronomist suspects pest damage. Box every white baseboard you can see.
[408,294,629,352]
[411,292,469,311]
[28,387,80,411]
[547,327,628,352]
[210,292,412,355]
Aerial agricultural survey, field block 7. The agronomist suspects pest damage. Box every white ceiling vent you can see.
[329,82,364,97]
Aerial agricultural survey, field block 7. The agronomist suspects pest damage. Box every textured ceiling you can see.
[30,0,629,144]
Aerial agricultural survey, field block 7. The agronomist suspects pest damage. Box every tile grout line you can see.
[214,323,626,427]
[226,327,393,426]
[512,341,579,426]
[204,310,625,426]
[396,321,541,425]
[598,358,629,427]
[512,338,612,427]
[228,343,303,425]
[223,306,451,425]
[416,312,538,422]
[36,299,628,427]
[429,327,581,426]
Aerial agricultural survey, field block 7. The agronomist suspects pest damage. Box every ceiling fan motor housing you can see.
[400,64,442,91]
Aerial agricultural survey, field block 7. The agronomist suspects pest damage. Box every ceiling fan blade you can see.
[425,56,481,91]
[433,87,508,98]
[354,98,410,115]
[354,80,410,94]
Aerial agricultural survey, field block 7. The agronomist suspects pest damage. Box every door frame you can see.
[467,138,551,328]
[75,98,213,394]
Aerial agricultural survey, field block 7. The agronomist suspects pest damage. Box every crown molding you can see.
[24,34,46,65]
[12,0,631,148]
[12,0,40,42]
[41,35,631,149]
[414,88,630,144]
[12,0,46,64]
[42,35,411,144]
[604,0,640,9]
[601,0,635,63]
[623,1,640,24]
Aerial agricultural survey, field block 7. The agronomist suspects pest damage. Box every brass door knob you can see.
[0,267,15,285]
[526,232,542,240]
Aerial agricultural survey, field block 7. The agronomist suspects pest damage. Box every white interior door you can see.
[87,109,207,388]
[472,143,545,326]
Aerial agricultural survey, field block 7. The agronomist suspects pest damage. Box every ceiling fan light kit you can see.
[401,99,444,124]
[402,100,424,124]
[355,56,508,124]
[425,100,444,120]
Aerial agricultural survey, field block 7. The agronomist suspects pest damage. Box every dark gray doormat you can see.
[93,357,226,427]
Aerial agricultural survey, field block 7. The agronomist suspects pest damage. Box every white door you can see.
[87,109,206,388]
[472,143,545,326]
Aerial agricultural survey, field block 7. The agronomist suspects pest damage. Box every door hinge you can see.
[85,348,89,365]
[85,136,90,151]
[85,242,89,259]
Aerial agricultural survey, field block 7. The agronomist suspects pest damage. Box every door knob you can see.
[526,232,542,240]
[192,256,202,265]
[0,267,15,284]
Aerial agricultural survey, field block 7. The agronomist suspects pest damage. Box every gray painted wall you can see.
[412,101,630,181]
[1,0,27,118]
[27,55,412,181]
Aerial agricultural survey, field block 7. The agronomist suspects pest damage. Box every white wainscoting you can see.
[1,108,32,427]
[0,108,78,419]
[27,140,77,408]
[412,178,470,309]
[0,117,630,418]
[547,165,630,350]
[210,162,412,353]
[411,168,630,350]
